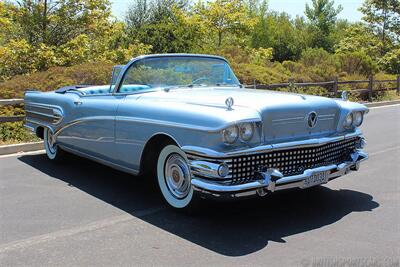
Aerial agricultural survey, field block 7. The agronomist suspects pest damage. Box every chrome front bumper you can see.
[190,150,367,198]
[183,131,368,199]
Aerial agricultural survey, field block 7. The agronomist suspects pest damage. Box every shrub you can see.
[380,49,400,74]
[337,51,378,76]
[0,122,39,144]
[0,62,114,99]
[299,48,339,81]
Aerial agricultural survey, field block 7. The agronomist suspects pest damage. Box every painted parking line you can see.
[368,103,400,109]
[0,150,45,159]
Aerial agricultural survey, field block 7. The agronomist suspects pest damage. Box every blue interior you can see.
[79,85,151,95]
[119,85,151,93]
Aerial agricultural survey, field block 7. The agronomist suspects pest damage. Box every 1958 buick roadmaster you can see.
[24,54,368,209]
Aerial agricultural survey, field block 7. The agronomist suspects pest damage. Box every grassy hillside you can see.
[0,62,114,99]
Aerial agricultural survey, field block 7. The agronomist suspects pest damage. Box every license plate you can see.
[302,171,329,188]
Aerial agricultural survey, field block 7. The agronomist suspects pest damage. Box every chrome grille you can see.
[228,138,358,185]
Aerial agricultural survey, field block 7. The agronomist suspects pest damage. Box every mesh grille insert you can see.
[228,138,357,185]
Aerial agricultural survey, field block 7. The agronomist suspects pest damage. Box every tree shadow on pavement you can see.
[18,153,379,257]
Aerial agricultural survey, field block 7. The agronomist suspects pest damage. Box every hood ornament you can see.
[225,97,234,110]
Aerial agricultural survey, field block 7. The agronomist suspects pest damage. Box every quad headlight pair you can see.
[222,122,255,144]
[343,111,364,129]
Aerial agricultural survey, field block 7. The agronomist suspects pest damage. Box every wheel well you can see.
[36,126,44,139]
[139,134,178,176]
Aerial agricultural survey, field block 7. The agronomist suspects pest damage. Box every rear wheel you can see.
[156,144,200,209]
[44,128,65,160]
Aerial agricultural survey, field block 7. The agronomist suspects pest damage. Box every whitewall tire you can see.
[156,144,197,209]
[44,128,63,160]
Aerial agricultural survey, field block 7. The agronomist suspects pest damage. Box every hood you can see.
[137,87,341,143]
[136,87,335,110]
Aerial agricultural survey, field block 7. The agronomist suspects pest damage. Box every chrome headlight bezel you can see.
[222,125,239,144]
[353,111,363,127]
[238,122,254,142]
[343,113,353,129]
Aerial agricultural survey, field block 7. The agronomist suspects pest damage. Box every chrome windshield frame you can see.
[112,54,238,95]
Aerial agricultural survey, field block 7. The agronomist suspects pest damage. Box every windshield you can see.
[118,56,240,93]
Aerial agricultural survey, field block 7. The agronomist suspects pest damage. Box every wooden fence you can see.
[0,99,24,123]
[249,75,400,102]
[1,75,399,124]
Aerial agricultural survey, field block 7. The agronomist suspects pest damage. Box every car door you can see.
[57,93,124,163]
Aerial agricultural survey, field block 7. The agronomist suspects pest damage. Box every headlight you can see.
[239,123,254,141]
[343,113,353,129]
[353,111,363,127]
[222,125,239,144]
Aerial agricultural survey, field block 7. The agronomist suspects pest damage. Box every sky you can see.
[111,0,365,22]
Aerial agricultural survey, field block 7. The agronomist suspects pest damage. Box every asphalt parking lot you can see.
[0,105,399,266]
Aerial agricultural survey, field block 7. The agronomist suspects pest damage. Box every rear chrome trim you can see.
[25,103,63,125]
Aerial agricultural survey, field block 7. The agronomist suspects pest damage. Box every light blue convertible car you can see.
[24,54,368,209]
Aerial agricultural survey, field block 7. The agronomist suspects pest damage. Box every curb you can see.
[0,100,399,156]
[363,99,400,108]
[0,142,43,156]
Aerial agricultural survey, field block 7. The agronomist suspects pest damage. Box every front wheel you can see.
[44,128,65,160]
[156,144,199,209]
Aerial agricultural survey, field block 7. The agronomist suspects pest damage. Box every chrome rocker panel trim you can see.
[190,150,368,198]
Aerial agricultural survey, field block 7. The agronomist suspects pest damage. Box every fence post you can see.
[333,77,338,97]
[288,78,295,92]
[397,74,400,95]
[253,79,257,89]
[368,75,374,102]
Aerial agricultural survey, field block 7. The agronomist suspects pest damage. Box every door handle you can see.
[74,100,82,106]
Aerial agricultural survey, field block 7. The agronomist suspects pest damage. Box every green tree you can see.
[0,0,151,79]
[380,48,400,74]
[359,0,400,53]
[194,0,254,47]
[305,0,343,51]
[252,10,310,61]
[125,0,198,53]
[126,0,150,31]
[13,0,113,46]
[335,23,381,58]
[0,2,12,44]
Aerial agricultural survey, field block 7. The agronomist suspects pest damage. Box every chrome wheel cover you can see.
[164,153,191,199]
[46,130,57,154]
